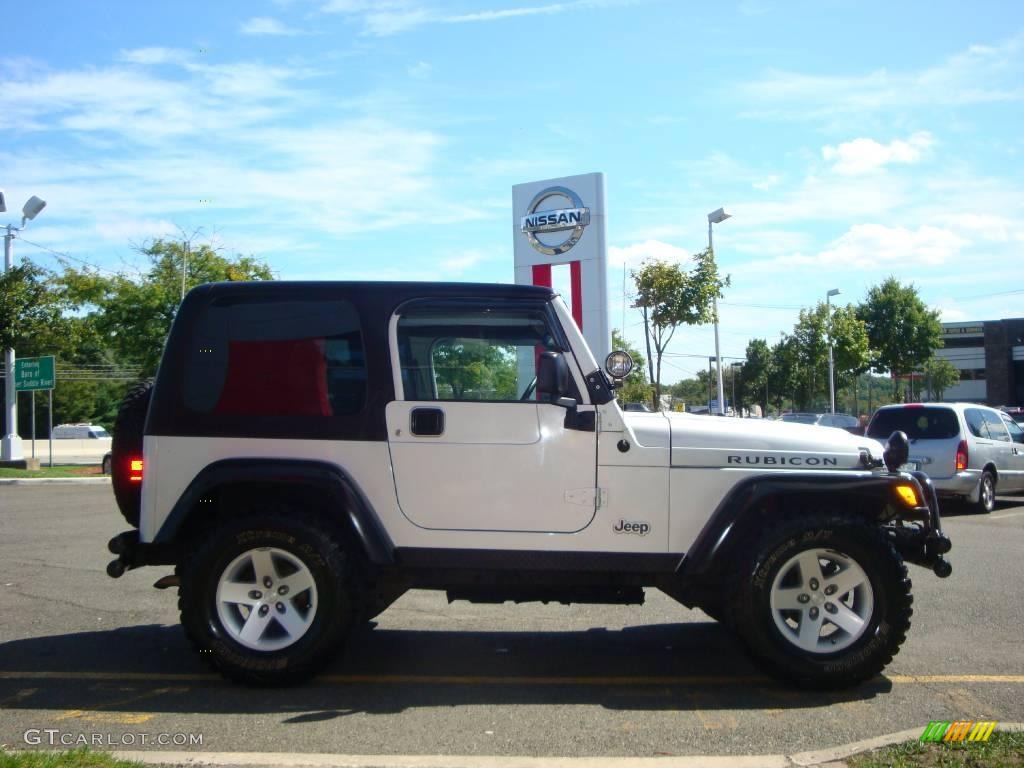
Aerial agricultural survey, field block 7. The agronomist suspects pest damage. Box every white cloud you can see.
[321,0,634,36]
[807,224,969,269]
[608,239,691,269]
[240,17,303,36]
[440,249,498,273]
[741,33,1024,119]
[408,61,432,79]
[822,132,935,175]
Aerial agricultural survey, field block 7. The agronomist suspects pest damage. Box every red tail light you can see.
[955,440,968,471]
[129,458,144,482]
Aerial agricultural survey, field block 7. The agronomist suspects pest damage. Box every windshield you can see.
[866,407,960,440]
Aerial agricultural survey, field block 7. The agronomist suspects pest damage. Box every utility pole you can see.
[2,225,20,462]
[2,194,48,465]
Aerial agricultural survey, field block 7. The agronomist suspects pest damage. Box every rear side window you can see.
[866,407,960,440]
[184,299,366,417]
[982,410,1011,442]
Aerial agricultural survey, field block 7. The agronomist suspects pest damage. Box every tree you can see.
[611,329,650,405]
[921,356,960,401]
[0,261,68,353]
[632,249,728,409]
[857,278,942,402]
[739,338,772,414]
[61,238,273,376]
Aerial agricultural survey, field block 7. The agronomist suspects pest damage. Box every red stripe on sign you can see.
[532,264,552,287]
[570,260,583,330]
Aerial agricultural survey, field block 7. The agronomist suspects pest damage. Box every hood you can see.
[623,411,884,470]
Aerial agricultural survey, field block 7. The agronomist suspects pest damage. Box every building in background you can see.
[937,318,1024,405]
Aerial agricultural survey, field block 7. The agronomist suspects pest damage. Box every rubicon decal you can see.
[727,455,839,466]
[920,720,997,742]
[613,519,650,536]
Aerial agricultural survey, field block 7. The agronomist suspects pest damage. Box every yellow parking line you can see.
[990,510,1024,520]
[1,670,1023,686]
[887,675,1024,684]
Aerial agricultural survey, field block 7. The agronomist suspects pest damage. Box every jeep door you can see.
[385,299,597,533]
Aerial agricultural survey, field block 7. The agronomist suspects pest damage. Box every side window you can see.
[184,300,366,417]
[397,302,564,402]
[1004,418,1024,445]
[965,409,989,439]
[983,411,1011,442]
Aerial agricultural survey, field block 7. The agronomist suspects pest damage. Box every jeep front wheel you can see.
[179,511,357,685]
[728,513,912,689]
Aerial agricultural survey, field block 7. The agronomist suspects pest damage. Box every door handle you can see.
[410,407,445,437]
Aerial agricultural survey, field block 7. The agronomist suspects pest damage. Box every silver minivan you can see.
[866,403,1024,513]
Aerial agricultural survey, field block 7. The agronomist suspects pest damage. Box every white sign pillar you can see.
[513,172,610,363]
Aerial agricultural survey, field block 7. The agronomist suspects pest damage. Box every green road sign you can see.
[15,356,56,391]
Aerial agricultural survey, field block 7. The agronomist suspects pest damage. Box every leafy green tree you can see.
[0,261,69,353]
[632,249,728,408]
[61,238,273,376]
[611,329,650,405]
[739,338,772,414]
[432,341,518,400]
[856,278,942,401]
[669,372,714,409]
[921,356,961,401]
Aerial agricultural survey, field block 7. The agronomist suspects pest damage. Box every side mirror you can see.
[537,351,570,404]
[605,350,634,380]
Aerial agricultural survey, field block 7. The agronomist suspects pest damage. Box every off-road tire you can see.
[726,511,913,690]
[970,470,996,514]
[111,379,153,527]
[178,509,358,686]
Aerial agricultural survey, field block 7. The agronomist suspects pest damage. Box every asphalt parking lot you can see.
[0,484,1022,758]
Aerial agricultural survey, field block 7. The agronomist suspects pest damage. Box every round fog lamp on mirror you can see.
[605,350,634,379]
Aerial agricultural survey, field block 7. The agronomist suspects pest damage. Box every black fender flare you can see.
[153,458,395,565]
[678,471,922,577]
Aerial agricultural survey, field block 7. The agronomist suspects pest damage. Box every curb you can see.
[105,723,1024,768]
[0,477,111,485]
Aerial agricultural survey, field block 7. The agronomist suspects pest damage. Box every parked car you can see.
[780,412,861,434]
[999,406,1024,424]
[866,403,1024,513]
[622,402,653,412]
[51,423,110,439]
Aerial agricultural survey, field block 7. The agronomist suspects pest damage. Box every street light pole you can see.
[827,288,840,414]
[1,195,48,464]
[707,207,731,416]
[2,225,20,461]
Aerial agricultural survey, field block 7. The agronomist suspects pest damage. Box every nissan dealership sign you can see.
[520,186,591,256]
[513,173,610,362]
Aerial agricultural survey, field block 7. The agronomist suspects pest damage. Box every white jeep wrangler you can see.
[106,281,951,688]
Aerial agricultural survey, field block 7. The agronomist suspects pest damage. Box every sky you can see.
[2,0,1023,383]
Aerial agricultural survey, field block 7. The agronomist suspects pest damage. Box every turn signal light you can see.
[894,484,921,508]
[129,458,144,483]
[955,440,968,472]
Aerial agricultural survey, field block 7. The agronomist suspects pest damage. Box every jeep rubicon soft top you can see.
[106,280,951,688]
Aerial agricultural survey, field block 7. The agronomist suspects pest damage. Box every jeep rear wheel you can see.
[727,512,912,689]
[179,511,358,685]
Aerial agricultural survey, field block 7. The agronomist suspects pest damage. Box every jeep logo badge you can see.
[520,186,590,256]
[613,519,650,536]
